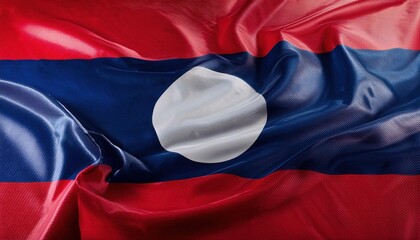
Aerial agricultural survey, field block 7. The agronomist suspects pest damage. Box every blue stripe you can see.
[0,42,419,182]
[0,80,99,181]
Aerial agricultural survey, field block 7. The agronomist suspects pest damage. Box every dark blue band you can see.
[0,42,419,182]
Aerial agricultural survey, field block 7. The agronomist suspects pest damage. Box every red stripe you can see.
[1,166,419,239]
[1,0,419,60]
[77,166,419,239]
[0,180,80,239]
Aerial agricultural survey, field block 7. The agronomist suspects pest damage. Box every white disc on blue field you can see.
[152,66,267,163]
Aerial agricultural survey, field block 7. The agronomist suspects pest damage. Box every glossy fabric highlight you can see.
[0,80,99,181]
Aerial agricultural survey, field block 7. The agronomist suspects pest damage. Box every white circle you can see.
[152,66,267,163]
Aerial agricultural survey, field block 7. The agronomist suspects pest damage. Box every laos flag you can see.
[0,0,419,239]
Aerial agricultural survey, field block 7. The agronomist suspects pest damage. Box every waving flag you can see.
[0,0,419,239]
